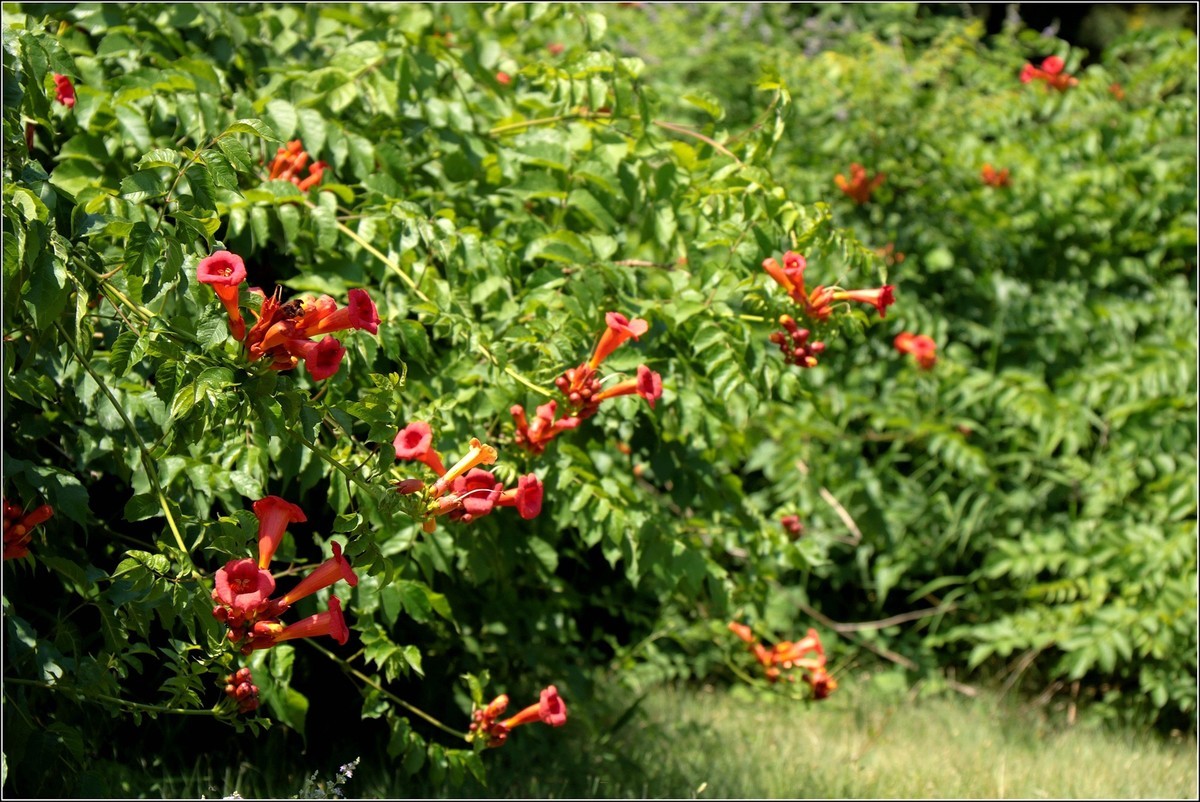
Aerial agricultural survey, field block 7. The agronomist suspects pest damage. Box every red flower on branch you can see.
[1020,55,1078,92]
[240,282,380,381]
[253,496,307,570]
[277,541,359,609]
[245,596,349,653]
[197,251,248,341]
[268,139,328,189]
[212,558,277,637]
[3,501,53,560]
[496,474,544,520]
[780,515,805,538]
[830,285,896,319]
[835,163,885,204]
[894,332,937,370]
[52,73,76,108]
[393,421,448,475]
[981,163,1011,188]
[224,666,261,714]
[768,315,825,369]
[589,312,650,371]
[592,365,663,409]
[511,401,582,454]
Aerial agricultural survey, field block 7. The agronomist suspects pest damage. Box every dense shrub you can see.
[2,3,1194,795]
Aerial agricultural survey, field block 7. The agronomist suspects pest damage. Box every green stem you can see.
[504,365,555,398]
[6,677,218,717]
[488,111,611,137]
[305,641,467,741]
[56,323,196,575]
[305,199,431,304]
[285,426,377,497]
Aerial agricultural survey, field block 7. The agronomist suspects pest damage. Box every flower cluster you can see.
[3,499,53,560]
[211,496,357,654]
[1020,55,1077,92]
[223,666,261,714]
[52,73,75,108]
[894,332,937,370]
[835,162,885,204]
[513,312,663,454]
[729,622,837,699]
[762,251,896,369]
[267,139,328,191]
[981,163,1011,188]
[394,424,543,531]
[768,314,825,369]
[196,251,380,381]
[467,685,568,748]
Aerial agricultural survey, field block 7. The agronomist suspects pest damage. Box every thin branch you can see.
[797,460,862,546]
[651,120,745,167]
[305,641,466,741]
[6,677,217,717]
[797,601,978,698]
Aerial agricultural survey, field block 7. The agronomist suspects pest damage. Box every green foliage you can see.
[1,2,1195,796]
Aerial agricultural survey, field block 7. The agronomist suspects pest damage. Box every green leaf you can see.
[134,149,182,170]
[119,171,169,203]
[201,150,241,191]
[113,104,152,151]
[265,99,298,140]
[123,493,161,522]
[216,136,255,173]
[222,118,281,141]
[107,330,142,377]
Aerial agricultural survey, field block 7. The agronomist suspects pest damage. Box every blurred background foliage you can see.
[2,2,1195,796]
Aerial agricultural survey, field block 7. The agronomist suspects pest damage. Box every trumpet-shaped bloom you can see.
[53,74,76,108]
[393,422,447,475]
[431,438,498,497]
[247,596,349,652]
[283,335,347,381]
[497,474,544,520]
[253,496,307,569]
[449,468,504,518]
[592,365,663,409]
[302,289,381,337]
[213,558,277,618]
[197,251,248,341]
[279,541,358,607]
[500,685,568,730]
[588,312,650,369]
[831,285,896,319]
[895,332,937,370]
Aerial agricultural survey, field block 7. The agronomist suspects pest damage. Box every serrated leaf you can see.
[222,118,281,141]
[216,136,255,173]
[134,148,182,170]
[201,150,241,191]
[265,99,298,140]
[108,330,141,377]
[119,171,169,203]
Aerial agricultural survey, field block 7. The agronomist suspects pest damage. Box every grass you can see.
[159,677,1197,799]
[359,679,1198,799]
